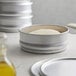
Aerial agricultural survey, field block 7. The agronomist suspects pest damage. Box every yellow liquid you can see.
[0,61,16,76]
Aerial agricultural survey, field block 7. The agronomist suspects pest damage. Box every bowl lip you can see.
[19,25,69,36]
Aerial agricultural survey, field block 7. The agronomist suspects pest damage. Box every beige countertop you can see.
[6,33,76,76]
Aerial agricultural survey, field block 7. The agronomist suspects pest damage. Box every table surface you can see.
[6,33,76,76]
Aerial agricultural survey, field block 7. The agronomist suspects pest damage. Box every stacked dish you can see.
[0,0,33,33]
[30,58,76,76]
[19,25,69,54]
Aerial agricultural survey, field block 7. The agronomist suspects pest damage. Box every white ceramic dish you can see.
[20,25,69,44]
[31,60,48,76]
[20,25,69,53]
[0,16,32,27]
[0,2,32,13]
[0,23,32,28]
[41,58,76,76]
[0,24,32,33]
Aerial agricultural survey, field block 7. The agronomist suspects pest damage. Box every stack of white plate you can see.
[0,0,33,33]
[30,58,76,76]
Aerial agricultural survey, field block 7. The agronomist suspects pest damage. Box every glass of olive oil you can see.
[0,32,16,76]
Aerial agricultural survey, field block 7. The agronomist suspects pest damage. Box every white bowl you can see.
[19,25,69,53]
[0,2,32,13]
[0,16,32,27]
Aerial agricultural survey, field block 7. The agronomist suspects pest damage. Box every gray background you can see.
[32,0,76,25]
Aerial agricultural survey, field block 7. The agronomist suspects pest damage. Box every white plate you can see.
[0,2,32,12]
[0,24,32,33]
[31,60,47,76]
[0,22,32,27]
[41,58,76,76]
[0,16,32,27]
